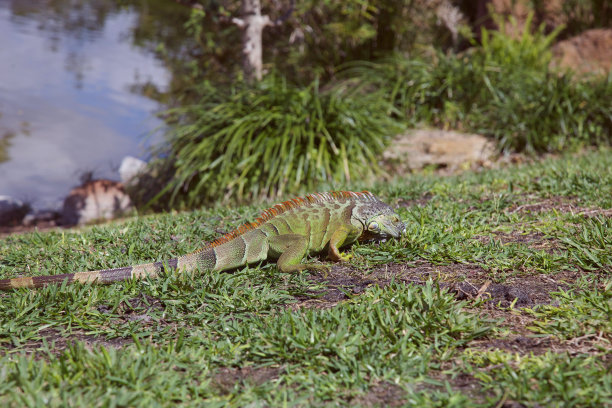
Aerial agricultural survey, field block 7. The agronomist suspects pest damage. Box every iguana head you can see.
[352,200,406,241]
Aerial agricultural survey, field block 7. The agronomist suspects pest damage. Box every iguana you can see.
[0,191,405,290]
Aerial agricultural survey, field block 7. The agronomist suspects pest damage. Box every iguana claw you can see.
[338,252,353,262]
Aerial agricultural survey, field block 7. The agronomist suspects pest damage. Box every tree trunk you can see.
[233,0,271,82]
[375,3,396,54]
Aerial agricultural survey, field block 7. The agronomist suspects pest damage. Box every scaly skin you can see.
[0,191,405,290]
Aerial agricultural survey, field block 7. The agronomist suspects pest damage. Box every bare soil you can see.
[12,328,133,357]
[507,195,612,217]
[295,261,580,310]
[349,381,407,407]
[211,366,285,395]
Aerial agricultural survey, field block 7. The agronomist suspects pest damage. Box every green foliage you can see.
[526,280,612,339]
[466,351,612,406]
[176,0,471,85]
[149,76,400,208]
[471,15,610,152]
[283,0,470,78]
[343,15,612,154]
[141,10,611,207]
[480,13,562,70]
[229,281,489,370]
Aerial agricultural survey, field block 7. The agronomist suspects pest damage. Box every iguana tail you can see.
[0,259,179,290]
[0,246,220,291]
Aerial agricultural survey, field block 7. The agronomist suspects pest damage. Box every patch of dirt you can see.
[450,281,533,307]
[468,332,607,356]
[297,262,577,310]
[397,192,434,208]
[471,335,557,355]
[291,262,435,309]
[506,195,611,217]
[349,381,407,407]
[293,262,599,362]
[210,366,284,394]
[444,268,579,308]
[424,369,491,404]
[472,231,561,254]
[7,328,133,357]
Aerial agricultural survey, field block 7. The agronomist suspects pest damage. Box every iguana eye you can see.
[368,221,379,231]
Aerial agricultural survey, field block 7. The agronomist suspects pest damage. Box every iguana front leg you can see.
[268,234,327,273]
[328,225,359,262]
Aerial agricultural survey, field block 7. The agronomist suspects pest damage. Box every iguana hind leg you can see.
[268,234,327,273]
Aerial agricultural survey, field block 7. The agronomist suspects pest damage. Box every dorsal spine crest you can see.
[201,191,375,249]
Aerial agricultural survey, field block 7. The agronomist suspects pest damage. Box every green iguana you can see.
[0,191,405,290]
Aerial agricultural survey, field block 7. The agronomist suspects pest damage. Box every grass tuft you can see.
[146,76,400,208]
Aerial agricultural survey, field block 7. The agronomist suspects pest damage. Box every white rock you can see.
[119,156,147,185]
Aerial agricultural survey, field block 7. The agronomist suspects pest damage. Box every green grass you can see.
[1,149,611,406]
[464,350,612,406]
[525,280,612,340]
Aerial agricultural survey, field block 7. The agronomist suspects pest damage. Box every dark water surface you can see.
[0,0,187,209]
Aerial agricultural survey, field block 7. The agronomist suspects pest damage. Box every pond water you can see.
[0,0,187,209]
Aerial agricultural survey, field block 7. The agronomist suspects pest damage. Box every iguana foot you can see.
[329,251,352,262]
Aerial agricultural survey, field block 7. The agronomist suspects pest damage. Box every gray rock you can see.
[382,129,495,173]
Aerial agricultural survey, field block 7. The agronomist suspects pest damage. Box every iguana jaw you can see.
[384,222,406,239]
[359,221,406,242]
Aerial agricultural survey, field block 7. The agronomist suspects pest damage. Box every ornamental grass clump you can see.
[149,76,400,208]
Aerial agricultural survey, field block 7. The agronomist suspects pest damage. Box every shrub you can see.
[148,76,401,208]
[344,14,611,153]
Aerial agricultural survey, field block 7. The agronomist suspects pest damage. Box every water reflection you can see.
[0,0,184,209]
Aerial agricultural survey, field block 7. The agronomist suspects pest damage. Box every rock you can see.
[22,209,61,227]
[61,180,132,226]
[551,29,612,77]
[382,129,495,174]
[0,196,30,226]
[119,156,147,186]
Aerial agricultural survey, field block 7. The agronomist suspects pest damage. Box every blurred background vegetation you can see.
[117,0,611,208]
